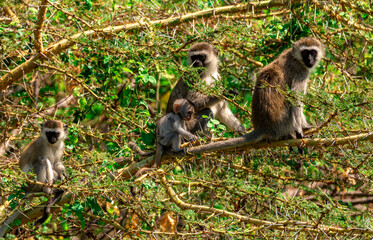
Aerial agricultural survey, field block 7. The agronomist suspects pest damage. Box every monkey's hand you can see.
[227,88,239,97]
[188,134,199,142]
[302,123,313,131]
[61,171,68,181]
[174,147,188,155]
[222,88,239,98]
[234,125,246,134]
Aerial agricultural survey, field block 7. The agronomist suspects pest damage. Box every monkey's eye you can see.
[309,49,317,55]
[188,111,193,115]
[191,54,206,62]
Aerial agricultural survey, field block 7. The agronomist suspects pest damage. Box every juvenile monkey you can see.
[134,99,198,176]
[166,42,244,134]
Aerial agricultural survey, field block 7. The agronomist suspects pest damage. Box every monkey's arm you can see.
[33,157,54,194]
[172,119,198,141]
[186,91,220,112]
[212,101,245,132]
[128,142,155,156]
[167,79,220,112]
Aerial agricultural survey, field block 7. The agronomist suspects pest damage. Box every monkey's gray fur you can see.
[166,42,244,134]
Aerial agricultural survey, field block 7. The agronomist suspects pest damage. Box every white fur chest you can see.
[204,71,220,86]
[43,143,64,164]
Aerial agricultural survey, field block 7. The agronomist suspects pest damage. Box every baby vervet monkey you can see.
[19,119,68,194]
[133,99,198,176]
[166,42,244,134]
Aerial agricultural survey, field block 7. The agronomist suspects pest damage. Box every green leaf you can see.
[78,97,87,109]
[123,67,133,74]
[141,132,155,146]
[86,197,104,216]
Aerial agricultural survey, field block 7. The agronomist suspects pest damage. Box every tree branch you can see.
[158,169,373,235]
[119,132,373,181]
[34,0,48,52]
[312,0,373,32]
[0,193,72,237]
[0,0,297,91]
[2,6,20,25]
[188,132,373,155]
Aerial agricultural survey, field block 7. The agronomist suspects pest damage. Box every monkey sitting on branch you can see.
[19,120,68,223]
[131,99,198,176]
[0,120,68,236]
[248,37,325,152]
[184,37,325,154]
[166,42,245,134]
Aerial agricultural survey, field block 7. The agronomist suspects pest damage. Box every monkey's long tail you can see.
[37,189,64,225]
[129,142,155,156]
[0,211,21,237]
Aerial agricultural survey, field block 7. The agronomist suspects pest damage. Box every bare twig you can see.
[2,6,20,24]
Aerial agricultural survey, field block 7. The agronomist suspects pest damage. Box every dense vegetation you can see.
[0,0,372,239]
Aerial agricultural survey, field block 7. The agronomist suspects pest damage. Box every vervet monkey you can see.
[190,37,325,153]
[166,42,244,134]
[20,120,67,224]
[134,99,198,176]
[248,37,324,147]
[19,119,68,194]
[0,120,68,236]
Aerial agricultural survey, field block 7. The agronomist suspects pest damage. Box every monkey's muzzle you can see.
[46,132,60,144]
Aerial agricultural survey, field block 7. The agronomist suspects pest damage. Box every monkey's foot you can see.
[135,167,155,177]
[173,148,188,154]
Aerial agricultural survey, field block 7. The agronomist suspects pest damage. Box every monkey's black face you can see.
[190,54,206,68]
[46,131,60,144]
[301,49,318,68]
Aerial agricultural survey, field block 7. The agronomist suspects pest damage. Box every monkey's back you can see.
[166,79,188,113]
[251,50,295,139]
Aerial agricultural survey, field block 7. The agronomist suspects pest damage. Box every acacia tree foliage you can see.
[0,0,372,239]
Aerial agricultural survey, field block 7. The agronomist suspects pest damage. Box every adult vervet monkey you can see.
[166,42,245,134]
[19,119,68,193]
[21,120,68,224]
[191,37,325,153]
[248,37,324,149]
[0,120,68,235]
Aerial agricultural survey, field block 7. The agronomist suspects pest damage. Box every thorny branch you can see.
[0,0,297,90]
[158,169,373,235]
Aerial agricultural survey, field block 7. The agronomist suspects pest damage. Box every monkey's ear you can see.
[213,46,218,56]
[173,100,182,113]
[63,124,68,131]
[40,123,45,130]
